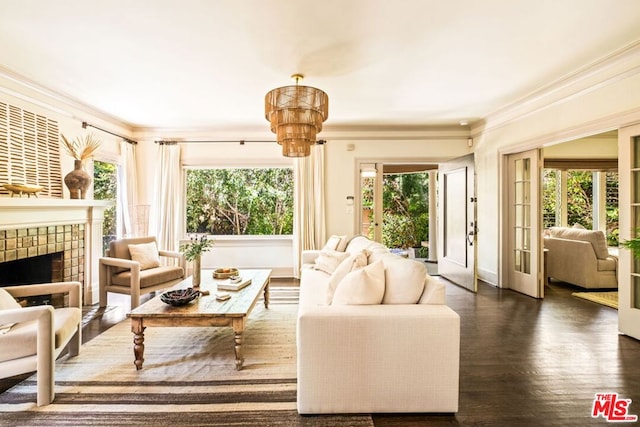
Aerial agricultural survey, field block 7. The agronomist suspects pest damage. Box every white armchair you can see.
[0,281,82,406]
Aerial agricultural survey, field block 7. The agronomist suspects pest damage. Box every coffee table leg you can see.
[131,319,146,370]
[232,318,245,370]
[263,279,270,309]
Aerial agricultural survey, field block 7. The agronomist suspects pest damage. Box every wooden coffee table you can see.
[128,269,271,371]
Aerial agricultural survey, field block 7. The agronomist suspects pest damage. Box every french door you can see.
[438,154,477,292]
[506,149,543,298]
[618,124,640,340]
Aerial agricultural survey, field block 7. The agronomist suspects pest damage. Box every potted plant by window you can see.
[180,235,214,287]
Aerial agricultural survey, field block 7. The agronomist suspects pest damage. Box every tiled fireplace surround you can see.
[0,224,85,283]
[0,198,111,305]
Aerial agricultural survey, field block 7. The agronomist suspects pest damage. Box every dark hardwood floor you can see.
[2,277,639,426]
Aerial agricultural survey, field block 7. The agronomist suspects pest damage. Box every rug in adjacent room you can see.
[571,291,618,309]
[0,287,373,427]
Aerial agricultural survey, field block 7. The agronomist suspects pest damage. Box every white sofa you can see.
[297,235,460,414]
[545,227,617,289]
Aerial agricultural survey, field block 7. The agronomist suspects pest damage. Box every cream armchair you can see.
[99,236,186,310]
[0,281,82,406]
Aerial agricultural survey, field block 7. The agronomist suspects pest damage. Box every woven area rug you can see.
[572,291,618,309]
[0,287,373,427]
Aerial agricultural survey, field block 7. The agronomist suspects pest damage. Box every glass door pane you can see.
[514,158,531,274]
[632,136,640,309]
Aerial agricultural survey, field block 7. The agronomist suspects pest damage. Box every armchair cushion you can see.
[128,242,161,270]
[0,288,21,334]
[111,265,185,288]
[0,307,81,362]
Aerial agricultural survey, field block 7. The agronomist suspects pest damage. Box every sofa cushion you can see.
[344,235,375,254]
[313,250,350,275]
[0,307,80,362]
[418,274,446,305]
[111,266,185,288]
[326,249,370,304]
[380,254,426,304]
[128,242,161,270]
[331,260,385,305]
[322,235,348,252]
[0,288,21,334]
[549,227,609,260]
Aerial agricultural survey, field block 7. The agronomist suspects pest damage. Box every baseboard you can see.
[478,268,498,287]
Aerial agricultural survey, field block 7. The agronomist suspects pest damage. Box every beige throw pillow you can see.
[128,242,161,270]
[332,260,385,305]
[380,254,427,304]
[0,288,21,335]
[322,235,347,252]
[325,249,370,304]
[313,250,350,275]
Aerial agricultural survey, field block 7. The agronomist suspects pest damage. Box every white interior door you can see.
[618,124,640,340]
[506,149,543,298]
[438,154,477,292]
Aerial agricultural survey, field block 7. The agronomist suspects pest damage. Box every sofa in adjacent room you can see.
[296,235,460,414]
[544,226,618,289]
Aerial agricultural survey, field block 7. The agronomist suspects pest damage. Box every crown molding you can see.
[475,39,640,136]
[0,65,134,133]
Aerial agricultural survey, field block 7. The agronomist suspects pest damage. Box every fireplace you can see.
[0,198,111,305]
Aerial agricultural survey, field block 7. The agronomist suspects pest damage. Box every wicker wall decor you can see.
[0,101,63,198]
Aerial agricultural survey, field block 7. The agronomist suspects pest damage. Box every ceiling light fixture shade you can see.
[265,74,328,157]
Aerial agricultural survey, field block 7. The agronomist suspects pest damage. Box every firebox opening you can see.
[0,252,65,306]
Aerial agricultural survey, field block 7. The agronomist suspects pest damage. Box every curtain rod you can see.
[154,139,326,145]
[82,121,137,145]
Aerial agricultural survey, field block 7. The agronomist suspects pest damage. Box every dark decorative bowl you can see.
[160,288,200,306]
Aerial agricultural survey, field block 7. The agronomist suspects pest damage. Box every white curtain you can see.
[117,140,138,237]
[293,144,326,277]
[150,142,181,251]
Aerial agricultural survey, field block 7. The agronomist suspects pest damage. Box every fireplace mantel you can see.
[0,197,112,304]
[0,198,112,229]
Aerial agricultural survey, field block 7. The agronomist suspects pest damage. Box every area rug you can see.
[0,287,373,427]
[571,291,618,309]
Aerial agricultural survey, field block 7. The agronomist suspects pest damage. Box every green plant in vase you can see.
[180,235,214,287]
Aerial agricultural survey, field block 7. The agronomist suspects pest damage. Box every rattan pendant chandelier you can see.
[265,74,328,157]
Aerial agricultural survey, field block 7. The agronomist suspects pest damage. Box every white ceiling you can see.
[1,0,640,132]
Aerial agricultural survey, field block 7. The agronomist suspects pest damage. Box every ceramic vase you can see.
[64,159,92,199]
[192,255,201,287]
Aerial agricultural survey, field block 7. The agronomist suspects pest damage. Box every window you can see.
[542,168,619,245]
[94,160,118,251]
[185,168,293,235]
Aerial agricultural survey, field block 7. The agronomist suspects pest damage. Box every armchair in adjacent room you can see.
[99,236,185,310]
[0,281,82,406]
